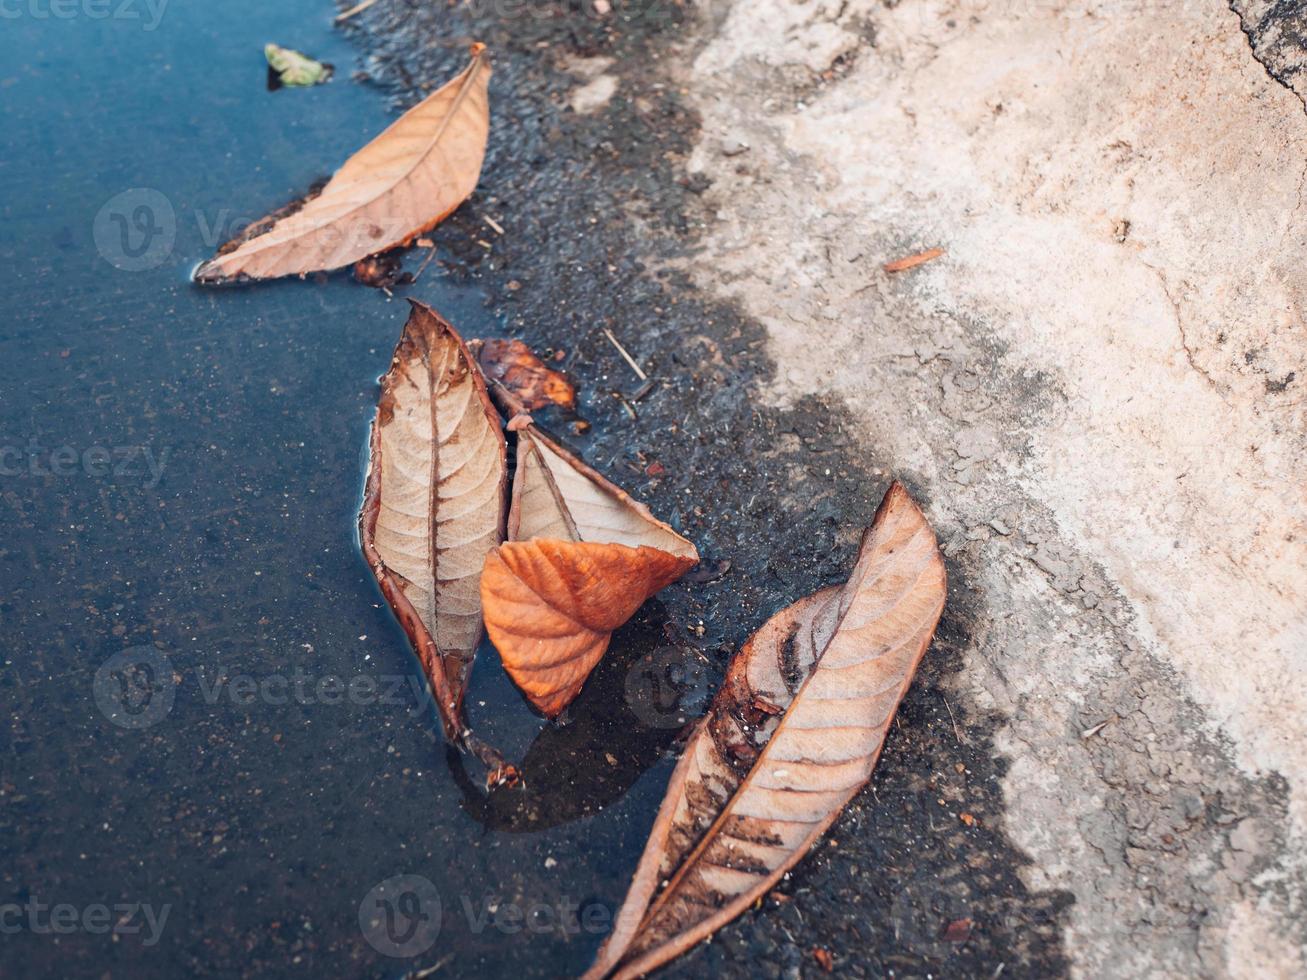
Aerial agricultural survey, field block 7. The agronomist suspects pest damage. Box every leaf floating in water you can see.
[480,423,697,717]
[358,299,507,741]
[264,43,334,88]
[585,482,947,980]
[197,43,491,283]
[482,539,695,717]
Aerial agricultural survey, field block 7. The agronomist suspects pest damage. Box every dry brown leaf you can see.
[507,426,696,555]
[481,539,693,716]
[196,44,490,283]
[480,423,697,716]
[585,482,946,980]
[475,338,577,412]
[358,299,507,741]
[352,252,409,289]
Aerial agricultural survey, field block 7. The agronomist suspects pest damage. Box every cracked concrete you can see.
[670,0,1307,976]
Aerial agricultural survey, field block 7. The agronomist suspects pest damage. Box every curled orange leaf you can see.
[481,539,696,717]
[481,423,697,716]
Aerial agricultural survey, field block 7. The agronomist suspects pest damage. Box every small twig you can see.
[484,215,505,235]
[613,391,637,420]
[632,378,656,401]
[487,376,529,419]
[942,694,964,745]
[406,953,456,979]
[883,246,945,273]
[410,245,439,283]
[1080,718,1114,739]
[602,328,647,381]
[335,0,381,23]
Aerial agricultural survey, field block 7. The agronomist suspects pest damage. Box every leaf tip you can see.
[191,260,215,283]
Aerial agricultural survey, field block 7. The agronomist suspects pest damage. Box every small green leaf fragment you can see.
[264,43,333,88]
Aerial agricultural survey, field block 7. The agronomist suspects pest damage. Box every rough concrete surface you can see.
[678,0,1306,976]
[348,1,1305,976]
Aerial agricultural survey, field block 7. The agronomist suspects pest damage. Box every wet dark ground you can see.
[1,1,1070,978]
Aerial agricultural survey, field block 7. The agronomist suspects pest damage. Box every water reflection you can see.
[450,605,714,833]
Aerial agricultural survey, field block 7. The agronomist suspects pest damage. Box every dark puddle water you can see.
[0,3,682,976]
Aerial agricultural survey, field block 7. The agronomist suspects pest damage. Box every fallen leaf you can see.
[481,539,692,716]
[584,482,946,980]
[960,811,977,826]
[196,44,490,283]
[813,947,835,972]
[358,299,507,740]
[264,43,333,88]
[506,426,695,555]
[353,252,410,289]
[475,338,577,412]
[480,423,697,716]
[883,246,945,273]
